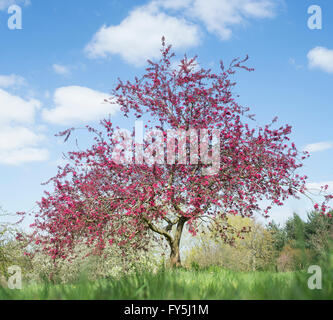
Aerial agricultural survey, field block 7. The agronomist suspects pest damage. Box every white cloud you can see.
[0,148,49,166]
[0,85,49,165]
[159,0,192,10]
[0,88,41,125]
[85,2,200,66]
[52,64,71,76]
[187,0,276,40]
[0,0,30,11]
[0,74,26,88]
[307,47,333,74]
[0,126,45,150]
[85,0,276,65]
[303,142,333,153]
[42,86,119,125]
[241,0,275,17]
[0,126,49,165]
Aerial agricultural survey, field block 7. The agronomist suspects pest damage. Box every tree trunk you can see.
[169,240,181,268]
[168,217,187,268]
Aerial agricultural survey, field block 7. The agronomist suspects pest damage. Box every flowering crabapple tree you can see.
[26,38,332,268]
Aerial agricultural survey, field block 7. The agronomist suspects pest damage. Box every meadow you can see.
[0,266,332,300]
[2,211,333,300]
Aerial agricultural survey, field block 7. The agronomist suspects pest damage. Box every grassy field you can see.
[0,266,332,300]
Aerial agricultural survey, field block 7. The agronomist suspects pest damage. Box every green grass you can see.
[1,266,332,300]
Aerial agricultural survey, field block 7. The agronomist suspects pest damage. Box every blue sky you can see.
[0,0,332,226]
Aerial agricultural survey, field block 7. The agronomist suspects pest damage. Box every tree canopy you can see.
[23,39,332,267]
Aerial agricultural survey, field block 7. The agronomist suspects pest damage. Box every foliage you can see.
[305,211,333,260]
[0,209,31,283]
[271,211,333,271]
[1,210,161,286]
[24,242,161,285]
[276,244,313,272]
[268,220,287,252]
[185,215,276,271]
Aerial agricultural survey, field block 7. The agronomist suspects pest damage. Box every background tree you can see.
[305,211,333,261]
[185,215,276,271]
[25,39,331,267]
[284,213,305,245]
[270,211,333,271]
[268,221,287,252]
[0,208,31,286]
